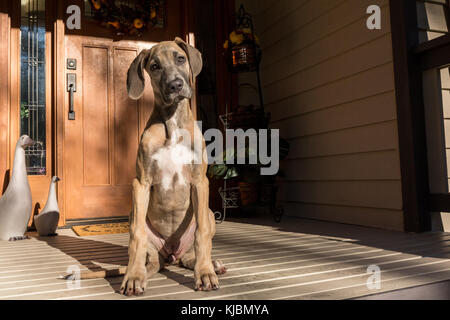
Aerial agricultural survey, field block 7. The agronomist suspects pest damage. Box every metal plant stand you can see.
[214,104,239,224]
[214,5,284,224]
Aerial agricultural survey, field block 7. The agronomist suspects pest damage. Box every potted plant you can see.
[208,148,259,206]
[207,149,239,181]
[208,138,290,207]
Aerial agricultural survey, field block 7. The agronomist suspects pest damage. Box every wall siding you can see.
[237,0,404,231]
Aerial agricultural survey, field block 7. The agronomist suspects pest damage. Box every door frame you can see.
[6,0,56,226]
[2,0,232,226]
[53,0,195,225]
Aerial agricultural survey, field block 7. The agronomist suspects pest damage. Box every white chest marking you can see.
[152,142,198,191]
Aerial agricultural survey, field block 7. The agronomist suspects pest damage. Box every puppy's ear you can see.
[127,49,150,100]
[174,37,203,78]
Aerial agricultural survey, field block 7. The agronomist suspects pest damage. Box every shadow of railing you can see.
[223,216,450,261]
[33,234,193,294]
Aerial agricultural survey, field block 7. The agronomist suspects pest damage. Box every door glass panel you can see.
[20,0,46,175]
[416,0,450,43]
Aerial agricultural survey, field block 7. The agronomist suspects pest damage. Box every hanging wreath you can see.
[88,0,165,36]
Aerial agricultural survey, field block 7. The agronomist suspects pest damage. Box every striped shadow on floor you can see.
[0,217,448,300]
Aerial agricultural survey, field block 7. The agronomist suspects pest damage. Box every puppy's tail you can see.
[59,267,127,280]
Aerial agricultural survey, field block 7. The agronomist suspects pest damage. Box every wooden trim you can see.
[8,0,56,225]
[207,0,237,212]
[397,1,450,216]
[416,34,450,70]
[0,9,11,194]
[181,0,198,119]
[390,0,431,232]
[415,34,450,54]
[53,0,66,225]
[428,194,450,212]
[10,0,20,166]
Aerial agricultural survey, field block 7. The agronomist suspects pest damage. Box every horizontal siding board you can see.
[263,34,394,103]
[286,121,400,159]
[278,180,403,210]
[236,0,402,230]
[267,63,396,121]
[255,0,310,34]
[283,150,401,181]
[282,202,404,231]
[260,0,347,50]
[261,7,392,88]
[251,0,279,17]
[274,91,397,136]
[260,0,389,68]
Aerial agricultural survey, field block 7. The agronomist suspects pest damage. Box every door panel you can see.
[113,48,141,186]
[82,46,110,186]
[64,36,153,220]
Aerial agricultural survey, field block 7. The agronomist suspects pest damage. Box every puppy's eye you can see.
[150,63,160,71]
[177,56,186,64]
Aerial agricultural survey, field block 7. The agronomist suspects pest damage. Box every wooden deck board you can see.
[0,217,448,300]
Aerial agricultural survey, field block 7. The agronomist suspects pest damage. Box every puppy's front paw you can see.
[213,260,227,275]
[120,266,147,296]
[194,264,220,291]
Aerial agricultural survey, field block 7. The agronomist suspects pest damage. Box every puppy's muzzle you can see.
[167,78,184,94]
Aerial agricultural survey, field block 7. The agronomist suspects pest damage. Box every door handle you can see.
[67,73,77,120]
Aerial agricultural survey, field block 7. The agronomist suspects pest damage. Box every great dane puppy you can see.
[120,38,226,296]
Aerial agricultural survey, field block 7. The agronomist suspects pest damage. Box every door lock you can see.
[67,58,77,70]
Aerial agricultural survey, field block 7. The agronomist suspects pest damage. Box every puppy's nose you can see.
[168,78,183,93]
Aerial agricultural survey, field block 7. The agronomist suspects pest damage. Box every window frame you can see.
[390,0,450,232]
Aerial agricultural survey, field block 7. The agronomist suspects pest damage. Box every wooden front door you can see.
[63,37,154,221]
[61,0,187,221]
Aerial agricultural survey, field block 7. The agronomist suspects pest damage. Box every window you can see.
[20,0,46,175]
[416,0,450,43]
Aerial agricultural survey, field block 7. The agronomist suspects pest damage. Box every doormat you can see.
[72,222,129,237]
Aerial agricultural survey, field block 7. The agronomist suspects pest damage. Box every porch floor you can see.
[0,217,449,300]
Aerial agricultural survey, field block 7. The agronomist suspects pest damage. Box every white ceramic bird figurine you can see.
[0,135,34,241]
[34,176,60,236]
